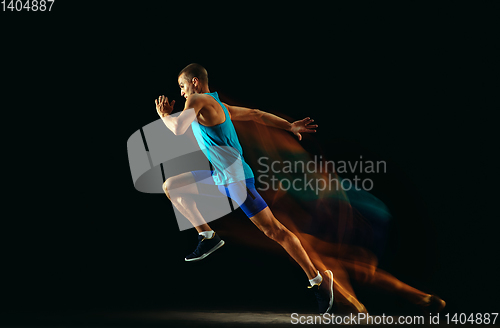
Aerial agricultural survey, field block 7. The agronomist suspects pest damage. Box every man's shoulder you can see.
[187,93,215,106]
[185,93,209,108]
[187,93,212,100]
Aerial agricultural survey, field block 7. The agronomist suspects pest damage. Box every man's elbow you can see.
[251,109,265,121]
[250,109,264,120]
[173,130,186,136]
[165,120,182,135]
[172,125,182,135]
[172,123,189,136]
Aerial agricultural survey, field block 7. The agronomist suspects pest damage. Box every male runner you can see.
[155,63,333,314]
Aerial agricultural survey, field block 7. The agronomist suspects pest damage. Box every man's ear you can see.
[192,77,199,87]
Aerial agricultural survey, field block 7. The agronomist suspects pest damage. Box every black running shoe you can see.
[185,233,225,262]
[309,270,334,314]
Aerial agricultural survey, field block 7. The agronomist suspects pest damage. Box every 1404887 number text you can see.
[2,0,54,11]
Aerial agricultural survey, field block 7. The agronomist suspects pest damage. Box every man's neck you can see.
[199,86,210,94]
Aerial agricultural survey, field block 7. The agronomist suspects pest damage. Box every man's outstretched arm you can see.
[156,95,202,135]
[223,103,318,141]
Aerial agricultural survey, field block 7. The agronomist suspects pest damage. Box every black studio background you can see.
[1,1,498,323]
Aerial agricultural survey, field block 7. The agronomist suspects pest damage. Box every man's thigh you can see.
[165,172,199,196]
[166,170,222,197]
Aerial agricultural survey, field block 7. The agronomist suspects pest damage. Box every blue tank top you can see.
[191,92,254,185]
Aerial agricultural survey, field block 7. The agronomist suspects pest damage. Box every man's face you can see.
[178,73,196,99]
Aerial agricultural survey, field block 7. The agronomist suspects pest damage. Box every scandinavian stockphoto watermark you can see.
[128,112,387,230]
[257,155,386,195]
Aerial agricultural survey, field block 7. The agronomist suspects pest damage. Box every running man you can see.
[155,63,333,314]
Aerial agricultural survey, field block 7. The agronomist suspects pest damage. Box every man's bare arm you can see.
[223,103,318,141]
[156,95,202,135]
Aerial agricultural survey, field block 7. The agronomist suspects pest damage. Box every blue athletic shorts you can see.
[191,170,268,218]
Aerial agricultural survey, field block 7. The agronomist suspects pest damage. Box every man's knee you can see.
[162,178,174,199]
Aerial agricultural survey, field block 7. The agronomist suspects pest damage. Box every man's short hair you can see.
[178,63,208,84]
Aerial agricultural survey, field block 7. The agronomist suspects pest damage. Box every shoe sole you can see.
[325,270,334,313]
[185,240,225,262]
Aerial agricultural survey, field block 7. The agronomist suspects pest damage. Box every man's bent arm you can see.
[159,95,203,135]
[161,108,198,135]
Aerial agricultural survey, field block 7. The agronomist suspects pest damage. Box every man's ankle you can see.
[199,230,215,239]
